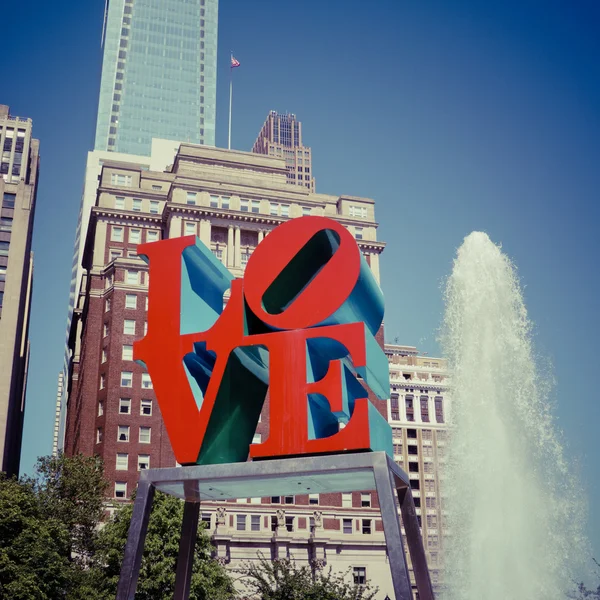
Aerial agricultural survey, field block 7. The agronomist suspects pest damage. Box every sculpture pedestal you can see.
[115,451,434,600]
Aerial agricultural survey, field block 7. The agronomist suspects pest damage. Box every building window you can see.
[251,515,261,531]
[145,296,148,310]
[285,516,294,532]
[109,249,121,261]
[125,294,137,309]
[126,270,139,285]
[407,428,417,439]
[129,228,141,244]
[139,426,151,443]
[141,399,152,416]
[221,196,230,209]
[114,482,127,499]
[251,200,260,213]
[236,515,247,531]
[184,222,196,236]
[280,204,289,217]
[241,250,251,268]
[343,518,353,534]
[149,200,159,214]
[123,319,136,335]
[111,173,132,187]
[98,401,104,416]
[406,396,415,422]
[309,494,319,505]
[240,198,249,212]
[284,496,294,504]
[147,230,159,242]
[362,519,372,534]
[116,453,128,470]
[121,371,133,387]
[342,493,352,508]
[111,226,124,242]
[270,496,281,504]
[99,374,106,390]
[408,445,418,455]
[118,425,130,442]
[251,433,261,444]
[186,192,197,205]
[138,454,150,470]
[105,298,111,312]
[425,496,437,509]
[96,428,103,443]
[361,493,371,508]
[115,196,125,209]
[103,323,109,338]
[141,373,152,389]
[302,206,311,216]
[409,462,419,473]
[119,398,131,414]
[122,344,133,360]
[421,396,430,422]
[209,195,219,208]
[353,567,366,585]
[435,396,444,423]
[101,349,108,363]
[349,205,368,219]
[201,513,211,528]
[354,227,364,240]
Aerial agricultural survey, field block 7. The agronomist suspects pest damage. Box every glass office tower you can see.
[95,0,217,156]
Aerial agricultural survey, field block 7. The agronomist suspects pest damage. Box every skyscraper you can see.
[56,0,220,452]
[0,105,39,476]
[252,111,315,191]
[95,0,218,156]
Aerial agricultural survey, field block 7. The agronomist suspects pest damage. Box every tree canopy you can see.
[237,555,379,600]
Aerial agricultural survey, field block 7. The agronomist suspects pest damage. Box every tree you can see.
[32,452,109,563]
[0,474,71,599]
[237,555,378,600]
[569,559,600,599]
[88,490,235,600]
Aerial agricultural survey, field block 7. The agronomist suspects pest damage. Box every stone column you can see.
[169,215,182,238]
[93,221,108,267]
[369,252,381,284]
[258,230,264,243]
[227,226,234,267]
[234,227,241,268]
[199,219,211,246]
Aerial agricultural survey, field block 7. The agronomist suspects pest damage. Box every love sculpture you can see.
[117,216,435,600]
[134,216,392,465]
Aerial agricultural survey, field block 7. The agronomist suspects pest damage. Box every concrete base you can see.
[115,451,434,600]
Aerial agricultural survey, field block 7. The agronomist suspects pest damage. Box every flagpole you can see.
[228,53,233,150]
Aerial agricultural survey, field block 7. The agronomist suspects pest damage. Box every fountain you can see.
[440,232,587,599]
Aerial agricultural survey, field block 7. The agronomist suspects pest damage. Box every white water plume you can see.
[440,232,587,600]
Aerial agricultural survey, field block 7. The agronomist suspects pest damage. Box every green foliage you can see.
[32,452,109,562]
[88,490,235,600]
[0,474,71,599]
[238,555,378,600]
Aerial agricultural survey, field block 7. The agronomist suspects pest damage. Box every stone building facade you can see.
[0,105,39,476]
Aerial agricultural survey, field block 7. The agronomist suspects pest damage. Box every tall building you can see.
[58,0,220,452]
[0,105,39,476]
[386,344,450,594]
[95,0,218,156]
[252,111,315,191]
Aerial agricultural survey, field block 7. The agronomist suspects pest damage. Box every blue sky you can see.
[5,0,599,562]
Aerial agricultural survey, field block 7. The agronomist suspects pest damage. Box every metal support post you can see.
[116,477,156,600]
[372,455,413,599]
[173,500,201,600]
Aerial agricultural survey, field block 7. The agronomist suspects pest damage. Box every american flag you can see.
[231,55,240,68]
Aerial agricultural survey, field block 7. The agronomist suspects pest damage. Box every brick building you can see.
[64,143,448,597]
